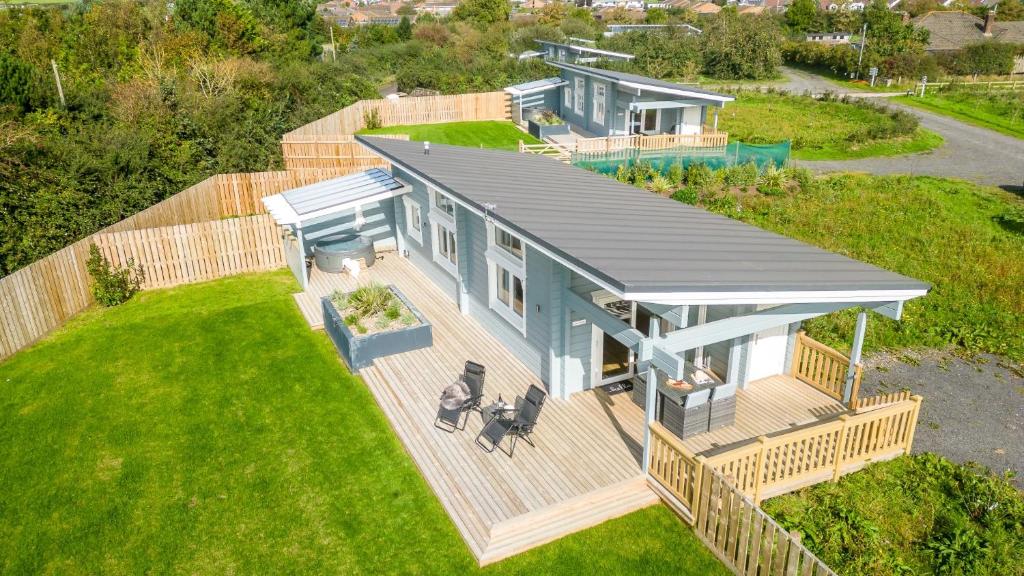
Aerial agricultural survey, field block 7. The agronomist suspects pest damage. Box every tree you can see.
[786,0,819,32]
[702,13,783,79]
[864,0,929,59]
[450,0,511,26]
[645,8,668,24]
[994,0,1024,20]
[397,15,412,41]
[0,54,48,112]
[398,2,417,16]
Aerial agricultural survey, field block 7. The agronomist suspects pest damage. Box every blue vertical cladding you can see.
[300,198,396,256]
[390,165,457,298]
[391,165,555,385]
[557,69,616,136]
[563,271,602,395]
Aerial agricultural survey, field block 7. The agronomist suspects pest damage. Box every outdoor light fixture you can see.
[423,141,430,155]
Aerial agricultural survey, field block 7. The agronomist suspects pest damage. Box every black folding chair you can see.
[463,361,486,412]
[475,396,542,457]
[524,384,547,410]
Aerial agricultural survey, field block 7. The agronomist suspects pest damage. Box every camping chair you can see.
[524,384,547,410]
[475,396,542,457]
[462,361,486,412]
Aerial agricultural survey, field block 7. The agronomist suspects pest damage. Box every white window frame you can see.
[641,108,661,135]
[485,221,527,333]
[592,82,606,126]
[402,196,422,245]
[574,77,585,115]
[564,85,572,109]
[428,189,458,277]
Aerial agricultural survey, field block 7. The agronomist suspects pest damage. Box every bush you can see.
[721,162,758,187]
[86,244,144,307]
[363,108,383,130]
[939,42,1018,76]
[756,164,786,195]
[684,162,716,191]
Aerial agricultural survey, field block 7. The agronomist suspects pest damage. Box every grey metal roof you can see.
[505,77,568,95]
[357,137,930,297]
[552,62,734,102]
[282,168,403,215]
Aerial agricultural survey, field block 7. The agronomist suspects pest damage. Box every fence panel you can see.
[790,331,859,403]
[93,215,284,290]
[281,134,409,172]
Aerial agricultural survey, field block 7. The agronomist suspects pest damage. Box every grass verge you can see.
[0,270,728,575]
[894,93,1024,140]
[358,120,541,150]
[763,454,1024,576]
[717,92,943,160]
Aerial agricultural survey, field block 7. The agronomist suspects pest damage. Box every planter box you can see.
[321,285,433,370]
[527,118,570,140]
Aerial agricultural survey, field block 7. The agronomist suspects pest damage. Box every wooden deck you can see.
[294,254,657,565]
[682,374,847,457]
[291,253,848,564]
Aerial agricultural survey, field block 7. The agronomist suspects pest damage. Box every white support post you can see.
[641,321,660,474]
[843,311,867,404]
[713,108,719,132]
[295,227,308,291]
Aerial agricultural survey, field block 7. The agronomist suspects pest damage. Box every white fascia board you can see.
[627,288,928,306]
[617,80,735,103]
[505,81,568,97]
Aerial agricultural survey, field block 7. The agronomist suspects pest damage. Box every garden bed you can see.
[322,282,432,369]
[525,109,570,140]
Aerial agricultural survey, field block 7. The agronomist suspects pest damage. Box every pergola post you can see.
[843,311,867,404]
[713,108,719,132]
[641,321,660,474]
[295,227,308,291]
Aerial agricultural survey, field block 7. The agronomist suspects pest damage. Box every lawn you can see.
[762,454,1024,576]
[358,120,541,150]
[726,174,1024,363]
[895,89,1024,140]
[716,92,943,160]
[0,270,728,575]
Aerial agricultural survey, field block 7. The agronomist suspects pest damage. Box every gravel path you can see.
[859,350,1023,487]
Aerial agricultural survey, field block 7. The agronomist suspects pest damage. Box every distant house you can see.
[418,0,458,16]
[737,5,765,14]
[692,2,723,13]
[536,40,636,63]
[506,62,734,137]
[602,23,703,36]
[805,31,852,44]
[819,0,865,10]
[913,10,1024,72]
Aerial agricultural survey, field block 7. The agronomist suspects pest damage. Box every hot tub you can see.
[314,234,376,273]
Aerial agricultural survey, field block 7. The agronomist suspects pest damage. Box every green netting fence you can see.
[571,141,791,176]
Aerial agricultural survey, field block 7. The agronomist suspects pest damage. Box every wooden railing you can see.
[851,390,912,412]
[649,423,838,576]
[704,396,922,503]
[790,331,861,405]
[519,131,729,162]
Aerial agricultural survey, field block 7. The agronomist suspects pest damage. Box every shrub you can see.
[684,162,715,191]
[757,164,786,195]
[671,187,699,205]
[722,162,758,187]
[648,173,673,196]
[348,282,395,317]
[86,244,144,307]
[363,107,383,130]
[667,162,684,186]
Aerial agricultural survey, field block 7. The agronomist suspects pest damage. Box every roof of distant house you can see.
[551,61,735,102]
[912,10,1024,50]
[356,137,930,302]
[692,2,723,12]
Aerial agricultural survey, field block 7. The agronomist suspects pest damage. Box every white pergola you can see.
[262,168,409,289]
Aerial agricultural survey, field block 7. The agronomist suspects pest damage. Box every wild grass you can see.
[710,174,1024,362]
[717,91,943,160]
[763,454,1024,576]
[895,88,1024,140]
[358,120,541,150]
[0,270,729,575]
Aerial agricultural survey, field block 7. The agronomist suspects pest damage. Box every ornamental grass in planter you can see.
[330,282,418,335]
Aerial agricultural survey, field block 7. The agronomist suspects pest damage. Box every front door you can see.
[748,324,789,381]
[590,302,654,386]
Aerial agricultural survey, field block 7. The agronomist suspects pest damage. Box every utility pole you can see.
[50,59,65,108]
[855,22,867,80]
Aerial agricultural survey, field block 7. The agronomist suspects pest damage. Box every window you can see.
[574,77,585,115]
[642,108,659,133]
[434,192,455,217]
[593,83,606,125]
[564,85,572,109]
[486,223,526,332]
[436,222,457,267]
[494,264,525,319]
[494,228,523,259]
[403,197,422,244]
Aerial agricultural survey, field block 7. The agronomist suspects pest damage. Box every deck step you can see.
[479,475,659,566]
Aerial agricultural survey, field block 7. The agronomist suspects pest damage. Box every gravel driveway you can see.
[859,350,1023,487]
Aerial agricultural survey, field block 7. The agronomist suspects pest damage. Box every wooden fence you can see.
[922,79,1024,93]
[851,390,912,412]
[648,423,837,576]
[92,215,284,290]
[790,331,861,405]
[282,92,511,138]
[0,169,324,362]
[518,131,729,163]
[281,134,409,172]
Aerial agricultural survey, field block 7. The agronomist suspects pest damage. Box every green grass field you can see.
[0,271,728,575]
[763,454,1024,576]
[717,92,943,160]
[718,174,1024,362]
[895,91,1024,140]
[359,120,541,150]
